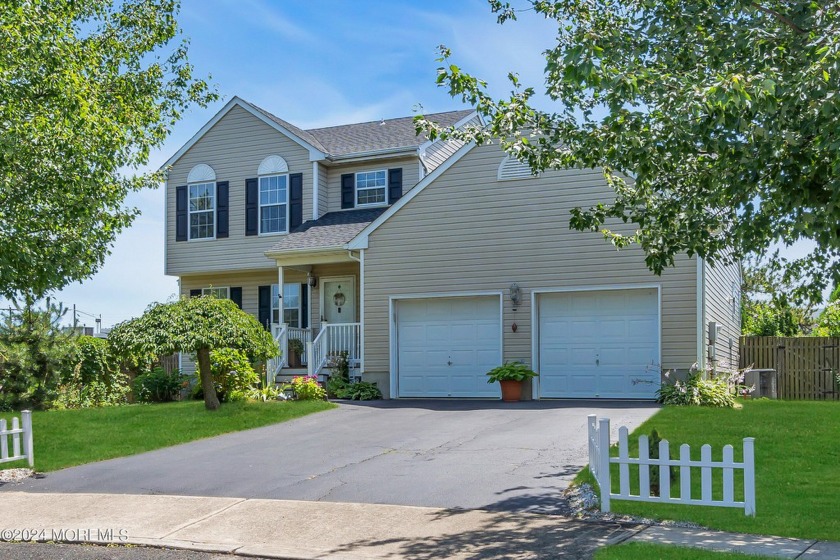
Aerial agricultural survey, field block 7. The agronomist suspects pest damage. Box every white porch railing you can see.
[307,322,361,376]
[267,324,288,385]
[287,327,311,366]
[0,411,34,467]
[588,415,755,516]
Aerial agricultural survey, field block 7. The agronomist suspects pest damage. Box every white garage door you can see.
[397,296,502,397]
[538,288,660,399]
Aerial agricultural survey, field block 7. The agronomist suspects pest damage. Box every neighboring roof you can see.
[266,208,389,254]
[305,110,474,158]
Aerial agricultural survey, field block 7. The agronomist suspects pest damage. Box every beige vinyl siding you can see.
[703,258,742,371]
[363,142,699,396]
[166,105,313,275]
[325,156,420,213]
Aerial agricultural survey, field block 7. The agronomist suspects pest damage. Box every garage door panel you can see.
[539,289,660,399]
[397,296,502,398]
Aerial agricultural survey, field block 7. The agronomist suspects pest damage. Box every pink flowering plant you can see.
[284,375,326,401]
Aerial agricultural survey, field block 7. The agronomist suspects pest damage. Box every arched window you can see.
[258,155,289,234]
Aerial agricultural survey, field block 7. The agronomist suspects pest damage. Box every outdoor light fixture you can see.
[308,275,317,288]
[510,283,522,308]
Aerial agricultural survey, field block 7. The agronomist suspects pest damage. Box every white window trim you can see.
[355,170,388,208]
[188,181,216,241]
[201,286,230,299]
[258,173,290,236]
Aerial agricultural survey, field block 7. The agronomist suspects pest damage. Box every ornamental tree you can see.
[108,297,278,410]
[0,0,217,299]
[419,0,840,303]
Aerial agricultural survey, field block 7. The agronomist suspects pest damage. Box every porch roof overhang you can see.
[265,246,357,266]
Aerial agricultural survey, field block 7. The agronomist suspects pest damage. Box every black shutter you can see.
[176,186,188,241]
[341,173,355,209]
[301,283,309,329]
[258,285,271,330]
[246,178,259,236]
[388,168,403,204]
[230,287,242,309]
[216,181,229,238]
[189,289,201,298]
[289,173,303,230]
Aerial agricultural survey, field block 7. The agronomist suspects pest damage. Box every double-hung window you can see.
[271,284,301,327]
[259,174,288,234]
[189,182,215,239]
[355,170,386,206]
[202,287,229,299]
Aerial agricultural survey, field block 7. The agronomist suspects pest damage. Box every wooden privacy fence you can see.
[740,337,840,400]
[588,415,755,516]
[0,410,34,467]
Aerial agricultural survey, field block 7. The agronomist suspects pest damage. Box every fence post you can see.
[587,415,597,477]
[743,437,756,517]
[21,410,33,468]
[598,417,611,513]
[306,342,314,376]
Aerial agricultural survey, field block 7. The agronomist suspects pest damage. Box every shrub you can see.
[284,375,326,400]
[337,381,382,401]
[133,367,188,403]
[247,385,283,402]
[55,336,130,409]
[656,367,738,408]
[208,348,260,402]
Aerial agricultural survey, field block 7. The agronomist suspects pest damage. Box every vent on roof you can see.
[497,155,536,181]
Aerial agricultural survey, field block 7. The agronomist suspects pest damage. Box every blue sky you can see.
[32,0,559,328]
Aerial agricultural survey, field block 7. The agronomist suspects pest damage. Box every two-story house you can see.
[163,96,740,400]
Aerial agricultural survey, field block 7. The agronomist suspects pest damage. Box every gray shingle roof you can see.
[267,208,388,253]
[243,99,473,158]
[305,110,474,157]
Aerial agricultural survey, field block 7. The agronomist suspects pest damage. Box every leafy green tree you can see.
[108,297,278,410]
[0,300,78,411]
[420,1,840,302]
[741,256,813,335]
[0,0,217,299]
[814,302,840,337]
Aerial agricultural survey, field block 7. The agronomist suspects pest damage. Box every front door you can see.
[322,277,355,324]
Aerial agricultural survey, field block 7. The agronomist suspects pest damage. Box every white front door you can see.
[538,288,660,399]
[396,296,502,398]
[322,277,355,324]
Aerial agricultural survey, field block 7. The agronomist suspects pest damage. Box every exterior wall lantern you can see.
[509,283,522,309]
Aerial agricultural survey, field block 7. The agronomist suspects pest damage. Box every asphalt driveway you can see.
[4,400,658,514]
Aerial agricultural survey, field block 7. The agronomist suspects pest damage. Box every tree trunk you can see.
[196,346,220,410]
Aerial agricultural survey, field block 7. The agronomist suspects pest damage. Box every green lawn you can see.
[577,400,840,541]
[0,400,336,472]
[595,543,778,560]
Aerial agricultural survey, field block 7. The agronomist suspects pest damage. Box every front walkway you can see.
[1,492,838,559]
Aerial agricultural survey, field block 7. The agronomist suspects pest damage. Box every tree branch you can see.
[751,3,808,35]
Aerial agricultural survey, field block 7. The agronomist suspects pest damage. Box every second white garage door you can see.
[538,288,660,399]
[396,296,502,398]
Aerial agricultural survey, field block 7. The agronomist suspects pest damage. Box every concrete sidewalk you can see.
[0,492,838,559]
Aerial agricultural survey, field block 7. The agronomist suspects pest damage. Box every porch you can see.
[267,321,361,384]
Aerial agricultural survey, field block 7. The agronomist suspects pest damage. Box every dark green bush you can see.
[207,348,260,402]
[337,381,381,401]
[54,336,130,409]
[133,367,188,403]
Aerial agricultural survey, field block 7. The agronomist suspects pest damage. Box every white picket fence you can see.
[0,410,34,468]
[587,415,755,516]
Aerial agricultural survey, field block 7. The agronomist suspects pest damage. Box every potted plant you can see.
[486,362,538,402]
[287,338,304,368]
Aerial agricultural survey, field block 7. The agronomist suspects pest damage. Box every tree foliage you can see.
[0,300,78,411]
[419,0,840,303]
[108,296,277,410]
[0,0,217,299]
[741,256,813,335]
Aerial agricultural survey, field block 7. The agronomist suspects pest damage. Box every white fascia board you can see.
[159,97,326,172]
[326,146,417,163]
[416,110,480,155]
[347,141,476,250]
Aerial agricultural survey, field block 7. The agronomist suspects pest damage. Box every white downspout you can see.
[312,161,319,219]
[348,250,364,373]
